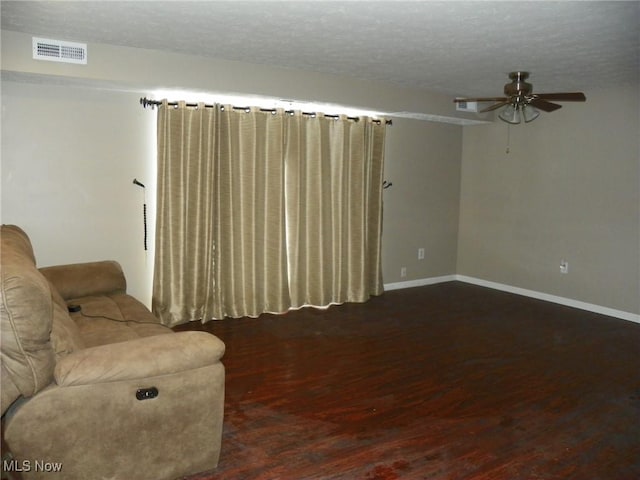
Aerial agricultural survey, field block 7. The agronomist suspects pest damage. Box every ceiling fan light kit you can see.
[498,104,540,124]
[454,71,586,124]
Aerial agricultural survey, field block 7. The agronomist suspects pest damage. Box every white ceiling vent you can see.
[33,37,87,64]
[455,100,478,113]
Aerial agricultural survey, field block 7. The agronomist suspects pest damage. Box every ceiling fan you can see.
[454,71,586,124]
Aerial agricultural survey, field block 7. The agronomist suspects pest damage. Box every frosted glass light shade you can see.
[498,104,521,124]
[522,105,540,123]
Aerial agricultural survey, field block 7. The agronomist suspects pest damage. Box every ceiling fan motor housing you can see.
[504,71,532,103]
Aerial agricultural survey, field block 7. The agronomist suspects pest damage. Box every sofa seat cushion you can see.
[67,293,171,348]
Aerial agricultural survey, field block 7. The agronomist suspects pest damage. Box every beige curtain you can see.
[153,102,386,325]
[153,103,289,325]
[211,107,290,319]
[285,113,386,307]
[153,101,217,325]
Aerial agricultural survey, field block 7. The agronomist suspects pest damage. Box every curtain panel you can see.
[153,101,386,326]
[153,101,218,325]
[284,113,385,308]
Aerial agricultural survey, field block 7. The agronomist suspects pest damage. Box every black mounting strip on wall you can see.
[133,178,147,251]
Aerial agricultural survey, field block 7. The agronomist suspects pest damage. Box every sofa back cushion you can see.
[1,226,55,414]
[49,282,85,356]
[1,224,36,264]
[40,261,127,300]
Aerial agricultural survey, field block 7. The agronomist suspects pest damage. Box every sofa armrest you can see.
[39,261,127,300]
[54,331,225,387]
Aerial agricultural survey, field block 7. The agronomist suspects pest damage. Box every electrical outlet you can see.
[560,260,569,274]
[418,248,425,260]
[400,267,407,278]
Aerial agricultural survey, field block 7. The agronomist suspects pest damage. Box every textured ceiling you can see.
[2,1,639,98]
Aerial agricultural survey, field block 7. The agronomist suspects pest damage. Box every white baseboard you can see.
[456,275,639,323]
[384,275,457,291]
[384,274,640,324]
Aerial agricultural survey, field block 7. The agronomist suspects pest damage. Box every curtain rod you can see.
[139,97,392,125]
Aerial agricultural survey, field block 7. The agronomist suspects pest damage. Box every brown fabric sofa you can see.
[1,225,225,480]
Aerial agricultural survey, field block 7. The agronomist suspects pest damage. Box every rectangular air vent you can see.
[455,100,478,113]
[33,37,87,64]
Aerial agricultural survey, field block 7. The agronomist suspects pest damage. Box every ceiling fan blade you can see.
[454,97,508,103]
[480,101,510,113]
[535,92,586,102]
[529,98,563,112]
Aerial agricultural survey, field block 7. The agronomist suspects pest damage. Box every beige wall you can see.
[1,30,477,121]
[382,118,461,283]
[1,31,462,305]
[1,81,157,303]
[458,85,640,315]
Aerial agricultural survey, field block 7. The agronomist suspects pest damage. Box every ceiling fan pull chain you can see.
[506,125,511,154]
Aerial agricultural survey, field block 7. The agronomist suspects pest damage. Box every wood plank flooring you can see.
[175,281,640,480]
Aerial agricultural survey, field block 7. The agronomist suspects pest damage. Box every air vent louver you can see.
[455,100,478,113]
[33,37,87,64]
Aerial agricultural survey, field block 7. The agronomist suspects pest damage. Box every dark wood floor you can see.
[175,281,640,480]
